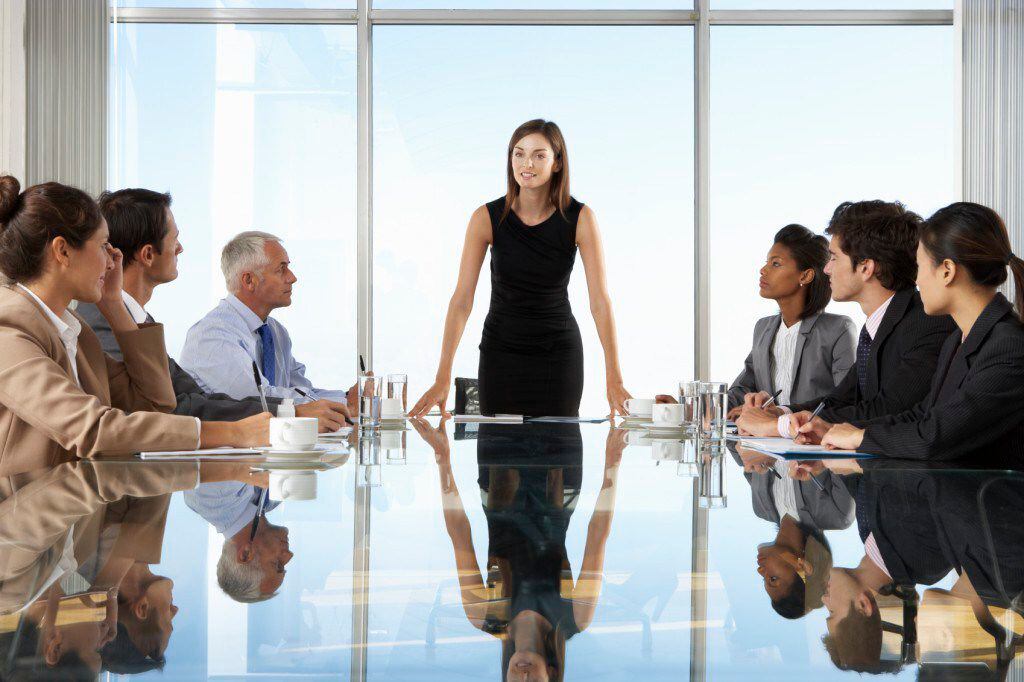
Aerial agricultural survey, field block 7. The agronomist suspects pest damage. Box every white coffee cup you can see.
[380,397,404,419]
[625,398,654,418]
[269,417,318,450]
[269,470,317,501]
[651,402,686,427]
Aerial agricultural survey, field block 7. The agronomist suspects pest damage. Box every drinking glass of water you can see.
[358,373,383,429]
[387,373,408,414]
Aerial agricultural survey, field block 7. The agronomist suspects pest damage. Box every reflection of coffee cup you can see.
[269,417,318,450]
[381,430,403,449]
[380,397,404,419]
[625,398,654,418]
[651,403,685,427]
[651,439,683,461]
[269,471,318,501]
[626,430,652,446]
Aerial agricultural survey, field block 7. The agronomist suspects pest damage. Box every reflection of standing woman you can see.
[410,119,631,417]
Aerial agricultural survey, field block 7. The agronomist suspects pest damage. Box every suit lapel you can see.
[790,312,819,387]
[936,293,1013,402]
[754,316,780,393]
[865,289,914,395]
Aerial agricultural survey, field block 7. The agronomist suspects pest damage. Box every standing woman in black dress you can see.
[410,119,632,417]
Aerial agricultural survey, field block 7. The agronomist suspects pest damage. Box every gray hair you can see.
[216,539,276,604]
[220,230,282,294]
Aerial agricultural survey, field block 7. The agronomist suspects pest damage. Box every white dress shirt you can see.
[770,319,802,407]
[121,289,149,325]
[17,284,82,386]
[776,293,897,437]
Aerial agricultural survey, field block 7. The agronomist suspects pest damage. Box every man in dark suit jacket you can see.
[82,188,352,428]
[737,201,956,439]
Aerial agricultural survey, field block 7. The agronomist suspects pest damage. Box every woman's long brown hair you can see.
[500,119,571,226]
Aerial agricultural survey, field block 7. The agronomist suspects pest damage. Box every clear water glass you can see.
[699,381,729,441]
[679,380,702,429]
[358,373,383,429]
[387,373,408,413]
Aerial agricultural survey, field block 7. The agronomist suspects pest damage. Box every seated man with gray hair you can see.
[184,482,293,603]
[180,231,353,419]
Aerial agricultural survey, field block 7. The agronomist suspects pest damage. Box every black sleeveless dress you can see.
[478,197,585,417]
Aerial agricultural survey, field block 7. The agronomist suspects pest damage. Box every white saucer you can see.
[252,462,330,471]
[263,443,320,453]
[621,414,652,422]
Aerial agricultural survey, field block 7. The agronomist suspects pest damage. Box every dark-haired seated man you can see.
[737,200,956,440]
[77,188,351,431]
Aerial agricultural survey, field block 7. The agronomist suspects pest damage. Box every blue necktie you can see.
[257,323,276,385]
[856,325,872,394]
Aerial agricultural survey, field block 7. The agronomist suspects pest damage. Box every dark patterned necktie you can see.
[856,325,872,393]
[257,323,276,385]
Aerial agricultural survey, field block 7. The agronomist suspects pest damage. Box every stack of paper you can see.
[738,437,862,458]
[319,426,354,440]
[453,414,524,424]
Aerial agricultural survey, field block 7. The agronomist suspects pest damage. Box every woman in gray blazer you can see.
[726,224,857,416]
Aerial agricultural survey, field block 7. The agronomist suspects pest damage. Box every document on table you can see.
[453,414,524,424]
[527,416,609,424]
[737,437,864,458]
[139,447,260,460]
[319,426,354,439]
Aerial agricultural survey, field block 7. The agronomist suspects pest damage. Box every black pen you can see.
[359,354,366,373]
[251,361,270,413]
[763,389,783,408]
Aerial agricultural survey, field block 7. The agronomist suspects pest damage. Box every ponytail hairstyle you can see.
[919,202,1024,319]
[501,119,571,226]
[0,175,103,283]
[772,224,832,319]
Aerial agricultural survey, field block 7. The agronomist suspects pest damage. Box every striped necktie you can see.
[856,325,872,393]
[257,323,276,385]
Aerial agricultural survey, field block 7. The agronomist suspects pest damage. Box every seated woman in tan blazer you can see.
[0,176,269,475]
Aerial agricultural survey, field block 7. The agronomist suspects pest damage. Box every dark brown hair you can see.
[0,176,103,283]
[501,119,571,226]
[920,201,1024,318]
[773,223,832,319]
[99,188,172,266]
[825,200,922,292]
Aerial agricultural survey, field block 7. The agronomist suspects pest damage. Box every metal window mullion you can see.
[694,1,710,383]
[357,0,373,376]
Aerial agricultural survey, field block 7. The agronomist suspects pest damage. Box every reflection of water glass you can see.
[357,435,379,465]
[679,380,701,429]
[387,374,408,414]
[698,449,727,509]
[357,436,382,487]
[358,463,382,488]
[699,381,729,442]
[383,430,407,465]
[358,373,383,429]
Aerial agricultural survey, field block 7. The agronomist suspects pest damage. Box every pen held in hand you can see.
[763,389,783,408]
[251,361,270,414]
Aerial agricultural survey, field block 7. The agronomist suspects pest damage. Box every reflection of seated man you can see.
[180,231,355,416]
[77,189,350,431]
[0,584,117,679]
[412,419,623,682]
[820,469,951,673]
[184,480,293,603]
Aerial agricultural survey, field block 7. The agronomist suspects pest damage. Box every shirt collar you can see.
[121,290,149,325]
[17,284,81,344]
[225,294,266,333]
[864,293,896,340]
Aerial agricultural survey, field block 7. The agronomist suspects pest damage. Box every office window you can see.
[373,25,694,416]
[375,1,689,7]
[714,0,952,8]
[708,25,956,384]
[115,1,356,8]
[109,22,357,388]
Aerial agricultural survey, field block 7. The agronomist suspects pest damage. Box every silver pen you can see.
[252,361,270,413]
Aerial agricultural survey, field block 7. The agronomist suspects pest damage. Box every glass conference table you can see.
[1,420,1022,680]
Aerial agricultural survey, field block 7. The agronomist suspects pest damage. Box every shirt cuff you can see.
[777,414,792,439]
[779,405,792,415]
[194,417,202,449]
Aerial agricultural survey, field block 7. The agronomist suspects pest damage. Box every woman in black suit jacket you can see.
[820,202,1024,462]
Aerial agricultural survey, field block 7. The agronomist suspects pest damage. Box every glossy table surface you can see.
[2,420,1022,680]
